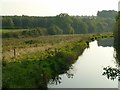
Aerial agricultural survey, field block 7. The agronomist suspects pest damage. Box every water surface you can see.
[48,39,118,88]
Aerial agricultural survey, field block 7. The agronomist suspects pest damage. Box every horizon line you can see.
[0,10,117,17]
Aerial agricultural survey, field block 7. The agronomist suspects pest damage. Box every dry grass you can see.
[2,34,89,62]
[2,32,113,62]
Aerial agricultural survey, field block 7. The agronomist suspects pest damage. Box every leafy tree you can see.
[2,10,117,35]
[114,11,120,66]
[48,24,63,35]
[2,17,14,29]
[97,10,117,19]
[55,13,73,34]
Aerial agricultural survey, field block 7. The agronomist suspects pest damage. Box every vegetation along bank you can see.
[2,33,113,89]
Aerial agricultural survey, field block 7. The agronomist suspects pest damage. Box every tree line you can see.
[102,11,120,81]
[114,11,120,66]
[2,10,117,35]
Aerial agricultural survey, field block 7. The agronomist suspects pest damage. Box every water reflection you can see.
[49,68,74,85]
[98,38,114,47]
[48,39,118,88]
[102,12,120,87]
[101,31,120,84]
[49,75,62,85]
[97,38,120,82]
[103,66,120,81]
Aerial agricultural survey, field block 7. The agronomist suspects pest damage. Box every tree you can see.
[87,20,96,33]
[48,24,63,35]
[55,13,73,34]
[2,17,14,29]
[114,11,120,66]
[2,10,117,35]
[97,10,117,19]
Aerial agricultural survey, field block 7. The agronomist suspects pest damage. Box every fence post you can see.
[13,48,16,58]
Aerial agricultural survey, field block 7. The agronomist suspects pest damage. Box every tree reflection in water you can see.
[49,66,74,85]
[103,66,120,81]
[103,11,120,82]
[49,75,62,85]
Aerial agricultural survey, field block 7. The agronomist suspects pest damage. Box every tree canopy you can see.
[2,10,117,35]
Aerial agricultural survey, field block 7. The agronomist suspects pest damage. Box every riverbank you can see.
[2,32,113,62]
[2,33,113,89]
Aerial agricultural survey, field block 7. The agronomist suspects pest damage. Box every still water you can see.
[48,39,118,88]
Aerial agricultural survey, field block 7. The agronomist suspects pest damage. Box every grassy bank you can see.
[3,34,90,62]
[1,28,48,38]
[3,38,88,89]
[2,30,113,89]
[2,31,113,62]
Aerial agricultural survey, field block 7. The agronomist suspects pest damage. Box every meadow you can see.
[2,29,113,89]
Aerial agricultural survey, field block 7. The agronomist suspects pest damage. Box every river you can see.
[48,38,118,88]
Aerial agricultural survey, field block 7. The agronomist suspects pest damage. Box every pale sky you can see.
[0,0,119,16]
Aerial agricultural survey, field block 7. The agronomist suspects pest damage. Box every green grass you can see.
[2,30,113,62]
[3,39,88,88]
[2,34,90,62]
[0,29,28,33]
[2,29,114,89]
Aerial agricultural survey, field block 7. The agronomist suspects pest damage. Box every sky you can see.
[0,0,119,16]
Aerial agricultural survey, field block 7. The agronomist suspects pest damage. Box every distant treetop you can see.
[97,10,117,19]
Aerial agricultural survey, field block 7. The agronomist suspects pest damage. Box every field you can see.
[2,29,113,62]
[0,29,28,33]
[2,29,113,88]
[2,31,90,88]
[2,34,89,62]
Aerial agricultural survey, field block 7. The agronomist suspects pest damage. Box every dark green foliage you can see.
[2,28,48,38]
[114,11,120,66]
[55,13,74,34]
[2,10,117,37]
[2,40,88,89]
[48,24,63,35]
[102,66,120,80]
[21,28,48,36]
[2,18,14,29]
[102,11,120,83]
[97,10,117,19]
[2,31,19,38]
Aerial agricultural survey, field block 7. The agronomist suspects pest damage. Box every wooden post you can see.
[13,48,16,58]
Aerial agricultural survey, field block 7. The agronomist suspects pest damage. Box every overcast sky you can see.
[0,0,119,16]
